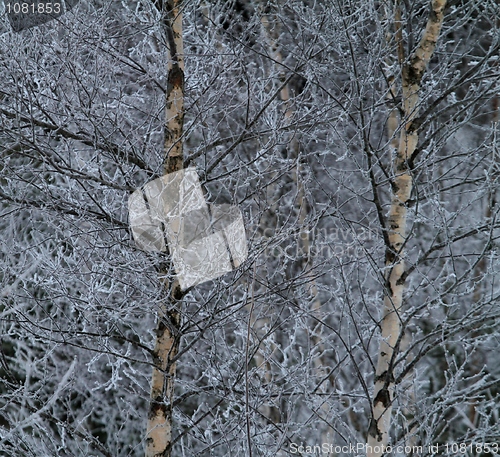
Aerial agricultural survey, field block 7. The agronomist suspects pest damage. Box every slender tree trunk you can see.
[384,0,404,155]
[261,5,336,445]
[367,2,447,454]
[383,0,419,447]
[250,5,290,425]
[468,94,498,426]
[145,1,185,456]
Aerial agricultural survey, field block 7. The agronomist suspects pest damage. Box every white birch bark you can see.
[145,1,185,456]
[367,2,447,454]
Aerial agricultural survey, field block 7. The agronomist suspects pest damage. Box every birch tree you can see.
[1,1,500,456]
[368,1,447,453]
[144,1,185,456]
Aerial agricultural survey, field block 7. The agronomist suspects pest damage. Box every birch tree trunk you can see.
[367,1,447,454]
[145,1,185,456]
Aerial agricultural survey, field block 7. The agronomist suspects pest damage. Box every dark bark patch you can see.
[368,418,383,441]
[429,7,439,23]
[396,162,409,173]
[148,396,168,420]
[385,249,396,264]
[167,66,185,92]
[156,318,168,336]
[406,62,423,86]
[396,274,407,286]
[374,387,391,408]
[375,370,395,384]
[165,155,183,175]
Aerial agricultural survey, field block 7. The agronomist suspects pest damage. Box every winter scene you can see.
[1,1,499,456]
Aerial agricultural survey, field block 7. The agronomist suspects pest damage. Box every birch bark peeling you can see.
[164,0,185,175]
[367,1,446,454]
[145,1,185,456]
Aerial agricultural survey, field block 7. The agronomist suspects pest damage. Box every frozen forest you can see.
[1,0,500,456]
